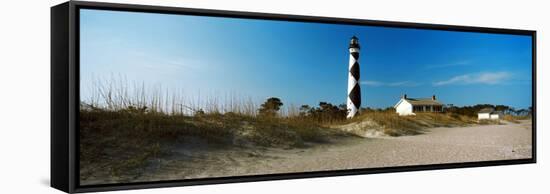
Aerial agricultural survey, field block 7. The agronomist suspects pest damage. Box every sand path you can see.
[250,120,532,174]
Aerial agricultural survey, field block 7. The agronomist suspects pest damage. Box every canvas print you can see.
[78,9,533,185]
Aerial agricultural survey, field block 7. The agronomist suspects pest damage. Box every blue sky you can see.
[80,9,533,109]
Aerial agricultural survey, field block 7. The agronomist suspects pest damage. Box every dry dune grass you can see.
[502,115,531,123]
[335,111,477,137]
[79,108,352,181]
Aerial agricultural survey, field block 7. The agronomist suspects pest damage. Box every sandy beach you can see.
[106,120,532,184]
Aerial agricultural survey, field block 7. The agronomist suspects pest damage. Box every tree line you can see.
[258,97,347,122]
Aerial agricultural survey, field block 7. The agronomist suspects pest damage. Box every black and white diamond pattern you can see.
[347,37,361,118]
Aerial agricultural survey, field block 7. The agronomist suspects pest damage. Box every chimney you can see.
[432,95,436,101]
[402,94,407,99]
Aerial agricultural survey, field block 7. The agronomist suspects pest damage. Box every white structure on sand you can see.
[394,94,443,116]
[478,108,503,120]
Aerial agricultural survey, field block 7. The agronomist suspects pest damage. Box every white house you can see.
[478,108,503,120]
[394,94,443,116]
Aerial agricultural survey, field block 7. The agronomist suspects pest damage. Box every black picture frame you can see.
[51,1,537,193]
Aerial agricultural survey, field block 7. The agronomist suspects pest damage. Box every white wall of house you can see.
[478,113,491,120]
[478,112,503,120]
[490,113,503,119]
[395,99,414,116]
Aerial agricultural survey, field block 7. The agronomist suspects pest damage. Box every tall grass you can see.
[83,75,327,118]
[82,75,266,116]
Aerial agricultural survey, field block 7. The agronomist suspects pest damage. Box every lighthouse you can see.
[347,36,361,118]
